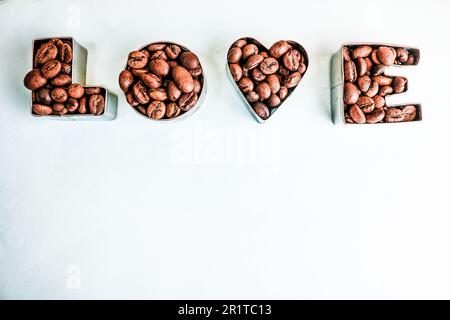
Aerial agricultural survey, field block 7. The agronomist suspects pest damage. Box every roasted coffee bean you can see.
[228,47,242,63]
[165,44,181,60]
[50,74,71,86]
[343,47,351,61]
[59,43,73,63]
[140,73,162,89]
[246,91,260,103]
[89,94,105,115]
[373,95,385,109]
[392,77,407,93]
[355,58,367,76]
[79,96,87,114]
[366,108,385,123]
[377,46,396,66]
[147,101,166,119]
[366,82,379,98]
[35,41,59,65]
[60,62,71,75]
[356,96,375,113]
[233,39,247,48]
[344,60,357,82]
[396,48,409,63]
[267,94,281,108]
[371,64,385,76]
[297,63,307,74]
[148,43,166,51]
[51,87,68,103]
[384,105,416,123]
[351,45,372,59]
[180,52,201,70]
[244,54,264,71]
[149,59,170,77]
[126,91,139,107]
[344,82,360,105]
[357,75,371,92]
[166,102,181,118]
[36,88,52,105]
[119,70,134,93]
[278,86,288,100]
[251,68,266,81]
[193,80,202,94]
[66,98,79,113]
[364,58,373,75]
[32,104,53,115]
[41,59,61,79]
[379,85,393,96]
[252,102,270,120]
[128,51,148,69]
[283,49,301,71]
[24,69,47,90]
[149,88,168,101]
[84,87,101,95]
[284,72,301,88]
[172,66,194,93]
[132,81,150,104]
[179,92,198,112]
[406,55,415,65]
[229,63,243,81]
[259,57,279,74]
[374,75,392,86]
[189,67,202,77]
[269,40,291,58]
[67,83,84,99]
[238,77,254,93]
[242,44,259,60]
[255,82,271,100]
[167,81,182,101]
[52,103,65,112]
[266,74,280,93]
[151,50,168,60]
[132,68,149,77]
[348,105,366,123]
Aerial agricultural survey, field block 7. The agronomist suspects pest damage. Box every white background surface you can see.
[1,0,449,299]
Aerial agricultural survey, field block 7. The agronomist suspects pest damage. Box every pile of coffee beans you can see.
[227,38,308,120]
[119,42,204,120]
[23,38,105,116]
[343,45,419,124]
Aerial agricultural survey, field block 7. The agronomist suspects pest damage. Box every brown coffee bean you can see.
[166,102,181,118]
[344,60,357,82]
[244,54,264,71]
[126,92,139,107]
[356,96,375,113]
[50,74,71,86]
[348,105,366,123]
[355,58,367,76]
[148,43,166,51]
[259,57,279,75]
[52,103,65,112]
[255,82,271,100]
[238,77,254,93]
[172,66,194,93]
[366,108,385,123]
[344,82,360,105]
[36,88,52,105]
[180,52,201,70]
[253,102,270,120]
[89,94,105,115]
[132,68,149,77]
[371,64,385,76]
[405,55,415,65]
[41,59,61,79]
[128,51,148,69]
[357,76,371,92]
[283,49,301,71]
[373,95,385,109]
[165,44,181,60]
[298,63,307,74]
[140,73,162,89]
[149,59,170,77]
[377,46,396,66]
[189,67,202,77]
[392,77,407,93]
[229,63,243,81]
[151,50,168,60]
[51,88,68,103]
[379,86,393,97]
[167,80,182,101]
[60,63,71,75]
[179,92,198,112]
[385,105,416,123]
[84,87,101,95]
[364,58,373,75]
[246,91,260,103]
[343,47,351,61]
[24,69,47,90]
[266,74,280,93]
[35,41,58,65]
[149,88,168,101]
[32,104,53,115]
[251,68,266,81]
[132,81,150,104]
[351,46,372,59]
[366,82,379,98]
[269,40,292,59]
[396,48,409,63]
[228,47,242,63]
[146,101,166,119]
[374,76,392,86]
[267,94,281,108]
[67,84,84,99]
[233,39,247,48]
[371,50,381,64]
[79,96,87,114]
[66,98,79,113]
[242,44,259,60]
[278,86,288,100]
[59,43,73,63]
[119,70,134,93]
